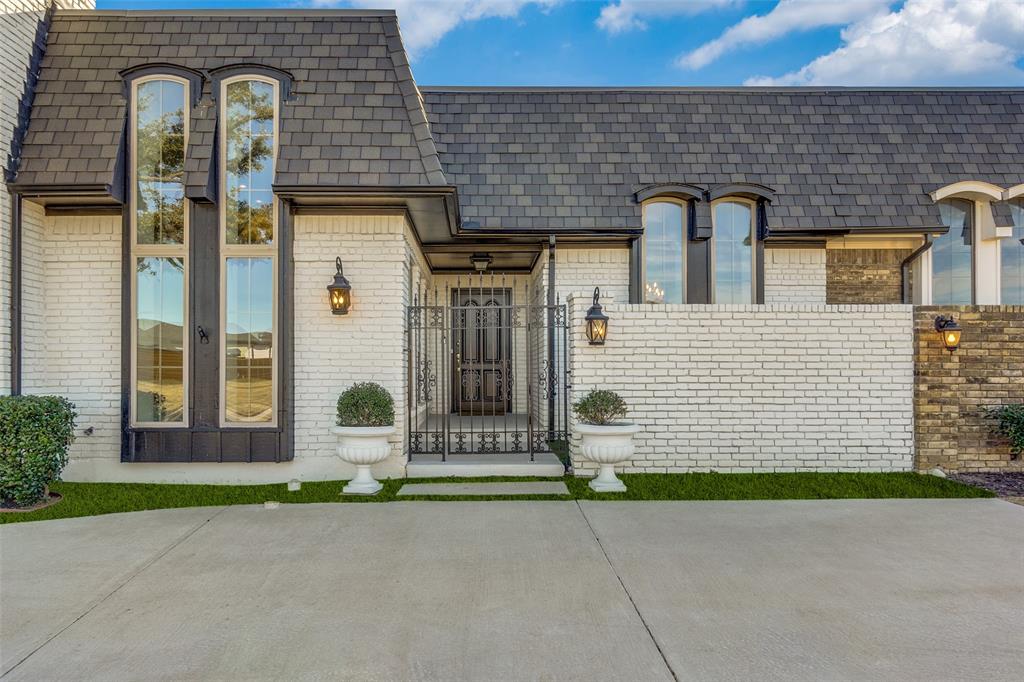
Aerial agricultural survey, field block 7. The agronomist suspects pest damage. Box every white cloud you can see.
[596,0,739,34]
[745,0,1024,86]
[311,1,560,56]
[676,0,891,70]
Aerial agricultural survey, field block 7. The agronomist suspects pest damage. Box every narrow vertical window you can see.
[131,77,188,425]
[933,199,974,305]
[643,201,685,304]
[712,200,755,303]
[221,77,277,425]
[1002,201,1024,304]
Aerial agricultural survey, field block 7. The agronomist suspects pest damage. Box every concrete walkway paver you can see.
[1,502,668,682]
[580,499,1024,681]
[2,499,1023,681]
[0,507,224,676]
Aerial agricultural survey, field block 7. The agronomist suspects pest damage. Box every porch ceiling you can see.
[423,246,540,272]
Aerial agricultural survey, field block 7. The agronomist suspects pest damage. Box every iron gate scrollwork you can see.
[407,274,569,462]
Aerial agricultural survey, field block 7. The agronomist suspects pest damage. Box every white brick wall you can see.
[569,302,915,473]
[293,214,411,479]
[533,246,630,306]
[764,248,826,304]
[21,210,121,463]
[2,0,95,394]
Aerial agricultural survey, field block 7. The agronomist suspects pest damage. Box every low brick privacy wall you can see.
[569,301,915,473]
[915,306,1024,472]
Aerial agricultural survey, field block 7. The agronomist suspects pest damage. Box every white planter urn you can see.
[576,422,641,492]
[332,425,396,494]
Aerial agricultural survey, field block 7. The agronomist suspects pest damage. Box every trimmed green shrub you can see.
[336,383,395,427]
[573,390,628,426]
[987,404,1024,459]
[0,395,76,507]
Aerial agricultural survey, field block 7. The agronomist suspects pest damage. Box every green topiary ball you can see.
[572,390,628,426]
[336,382,395,427]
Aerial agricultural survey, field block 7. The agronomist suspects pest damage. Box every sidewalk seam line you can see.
[575,500,679,682]
[1,506,230,679]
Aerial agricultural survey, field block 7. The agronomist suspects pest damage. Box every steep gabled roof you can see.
[422,87,1024,234]
[12,9,446,194]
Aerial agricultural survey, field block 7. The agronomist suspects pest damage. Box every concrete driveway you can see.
[2,499,1022,681]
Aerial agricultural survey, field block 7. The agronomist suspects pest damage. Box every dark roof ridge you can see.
[421,85,1024,93]
[56,9,397,18]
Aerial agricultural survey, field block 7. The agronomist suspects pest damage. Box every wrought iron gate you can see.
[407,275,569,461]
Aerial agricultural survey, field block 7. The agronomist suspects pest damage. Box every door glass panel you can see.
[1002,201,1024,304]
[933,199,973,304]
[225,257,274,423]
[136,257,185,422]
[225,80,275,245]
[135,79,185,245]
[644,202,684,303]
[714,201,754,303]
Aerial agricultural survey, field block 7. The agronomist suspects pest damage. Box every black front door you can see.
[452,288,510,416]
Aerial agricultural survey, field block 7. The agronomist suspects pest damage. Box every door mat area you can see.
[397,481,570,497]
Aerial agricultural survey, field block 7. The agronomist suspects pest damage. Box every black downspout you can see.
[9,192,22,395]
[628,236,641,304]
[547,234,555,439]
[900,235,932,304]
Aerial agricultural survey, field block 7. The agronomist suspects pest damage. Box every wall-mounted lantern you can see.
[585,287,609,345]
[327,257,352,315]
[471,253,493,272]
[934,315,962,352]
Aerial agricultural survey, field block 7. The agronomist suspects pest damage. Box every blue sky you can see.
[96,1,1024,86]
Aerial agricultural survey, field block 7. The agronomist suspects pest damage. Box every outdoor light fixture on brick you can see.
[934,315,962,352]
[327,257,352,315]
[585,287,609,345]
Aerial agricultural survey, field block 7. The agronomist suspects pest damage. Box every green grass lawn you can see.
[0,472,991,525]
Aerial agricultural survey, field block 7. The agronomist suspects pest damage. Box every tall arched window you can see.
[220,76,278,425]
[130,76,188,426]
[933,198,974,304]
[712,200,755,303]
[1003,200,1024,304]
[643,201,686,304]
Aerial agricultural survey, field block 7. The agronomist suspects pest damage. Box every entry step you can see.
[397,481,569,497]
[406,452,566,478]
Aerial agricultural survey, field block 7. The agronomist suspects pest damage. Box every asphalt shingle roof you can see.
[421,88,1024,233]
[13,10,446,192]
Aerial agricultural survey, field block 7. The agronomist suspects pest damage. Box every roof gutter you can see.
[272,184,461,237]
[901,234,933,304]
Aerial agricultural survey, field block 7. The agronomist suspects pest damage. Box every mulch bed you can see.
[950,472,1024,498]
[0,491,62,513]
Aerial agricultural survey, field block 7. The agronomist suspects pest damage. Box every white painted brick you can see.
[763,249,826,305]
[569,301,915,474]
[1,1,95,393]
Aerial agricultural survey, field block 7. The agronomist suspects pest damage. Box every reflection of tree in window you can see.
[135,80,185,245]
[225,80,275,245]
[133,78,187,425]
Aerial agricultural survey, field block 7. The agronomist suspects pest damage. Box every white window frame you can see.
[218,75,280,428]
[641,198,688,304]
[710,197,758,304]
[129,74,190,428]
